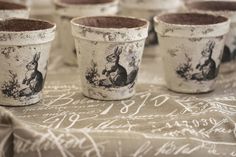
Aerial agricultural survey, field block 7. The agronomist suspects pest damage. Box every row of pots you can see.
[54,0,236,70]
[0,0,235,106]
[54,0,184,65]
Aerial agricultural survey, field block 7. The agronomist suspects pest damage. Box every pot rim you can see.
[185,0,236,13]
[185,1,236,23]
[0,18,56,45]
[0,0,28,11]
[154,13,230,37]
[71,15,149,30]
[71,15,149,42]
[0,18,56,33]
[54,0,118,8]
[120,0,182,10]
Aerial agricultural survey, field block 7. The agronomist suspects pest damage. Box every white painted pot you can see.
[0,19,56,106]
[54,0,119,66]
[71,16,149,100]
[155,13,230,93]
[119,0,183,57]
[0,1,29,19]
[185,1,236,73]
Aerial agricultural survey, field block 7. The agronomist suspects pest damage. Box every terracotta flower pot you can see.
[71,16,149,100]
[54,0,118,66]
[0,1,29,19]
[154,13,230,93]
[0,19,56,106]
[185,1,236,73]
[119,0,182,57]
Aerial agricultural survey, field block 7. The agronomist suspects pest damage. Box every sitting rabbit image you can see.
[192,41,217,81]
[101,47,138,87]
[19,53,44,97]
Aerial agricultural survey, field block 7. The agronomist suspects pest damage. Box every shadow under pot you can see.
[185,1,236,73]
[154,13,230,94]
[0,0,29,19]
[0,18,56,106]
[54,0,118,66]
[71,16,149,100]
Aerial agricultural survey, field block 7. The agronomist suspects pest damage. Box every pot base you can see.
[167,86,214,94]
[0,94,42,107]
[83,87,135,101]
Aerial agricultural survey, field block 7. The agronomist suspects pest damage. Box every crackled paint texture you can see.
[72,16,149,100]
[184,4,236,72]
[0,44,51,106]
[75,39,145,100]
[0,21,55,106]
[155,15,230,94]
[160,36,225,93]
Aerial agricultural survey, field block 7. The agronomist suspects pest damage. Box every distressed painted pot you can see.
[54,0,118,66]
[71,16,149,100]
[185,1,236,73]
[119,0,182,57]
[0,19,56,106]
[154,13,230,93]
[0,1,29,19]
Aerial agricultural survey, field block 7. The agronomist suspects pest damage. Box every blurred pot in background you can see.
[54,0,118,66]
[185,1,236,73]
[5,0,31,6]
[6,0,55,22]
[30,0,54,22]
[119,0,183,57]
[0,0,29,19]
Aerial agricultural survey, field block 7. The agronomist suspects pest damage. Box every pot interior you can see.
[158,13,228,25]
[186,1,236,11]
[74,16,147,28]
[59,0,114,5]
[0,1,26,10]
[0,19,54,32]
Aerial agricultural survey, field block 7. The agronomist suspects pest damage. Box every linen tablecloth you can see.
[0,53,236,157]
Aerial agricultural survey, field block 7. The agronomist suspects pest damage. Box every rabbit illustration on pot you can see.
[101,46,138,87]
[19,52,44,97]
[192,41,218,81]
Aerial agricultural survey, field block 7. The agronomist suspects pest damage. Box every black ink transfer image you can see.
[1,53,45,99]
[176,41,220,81]
[19,53,44,97]
[86,46,139,88]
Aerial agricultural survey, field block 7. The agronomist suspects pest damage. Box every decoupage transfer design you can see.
[176,41,220,81]
[85,45,140,89]
[20,53,44,97]
[1,51,45,100]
